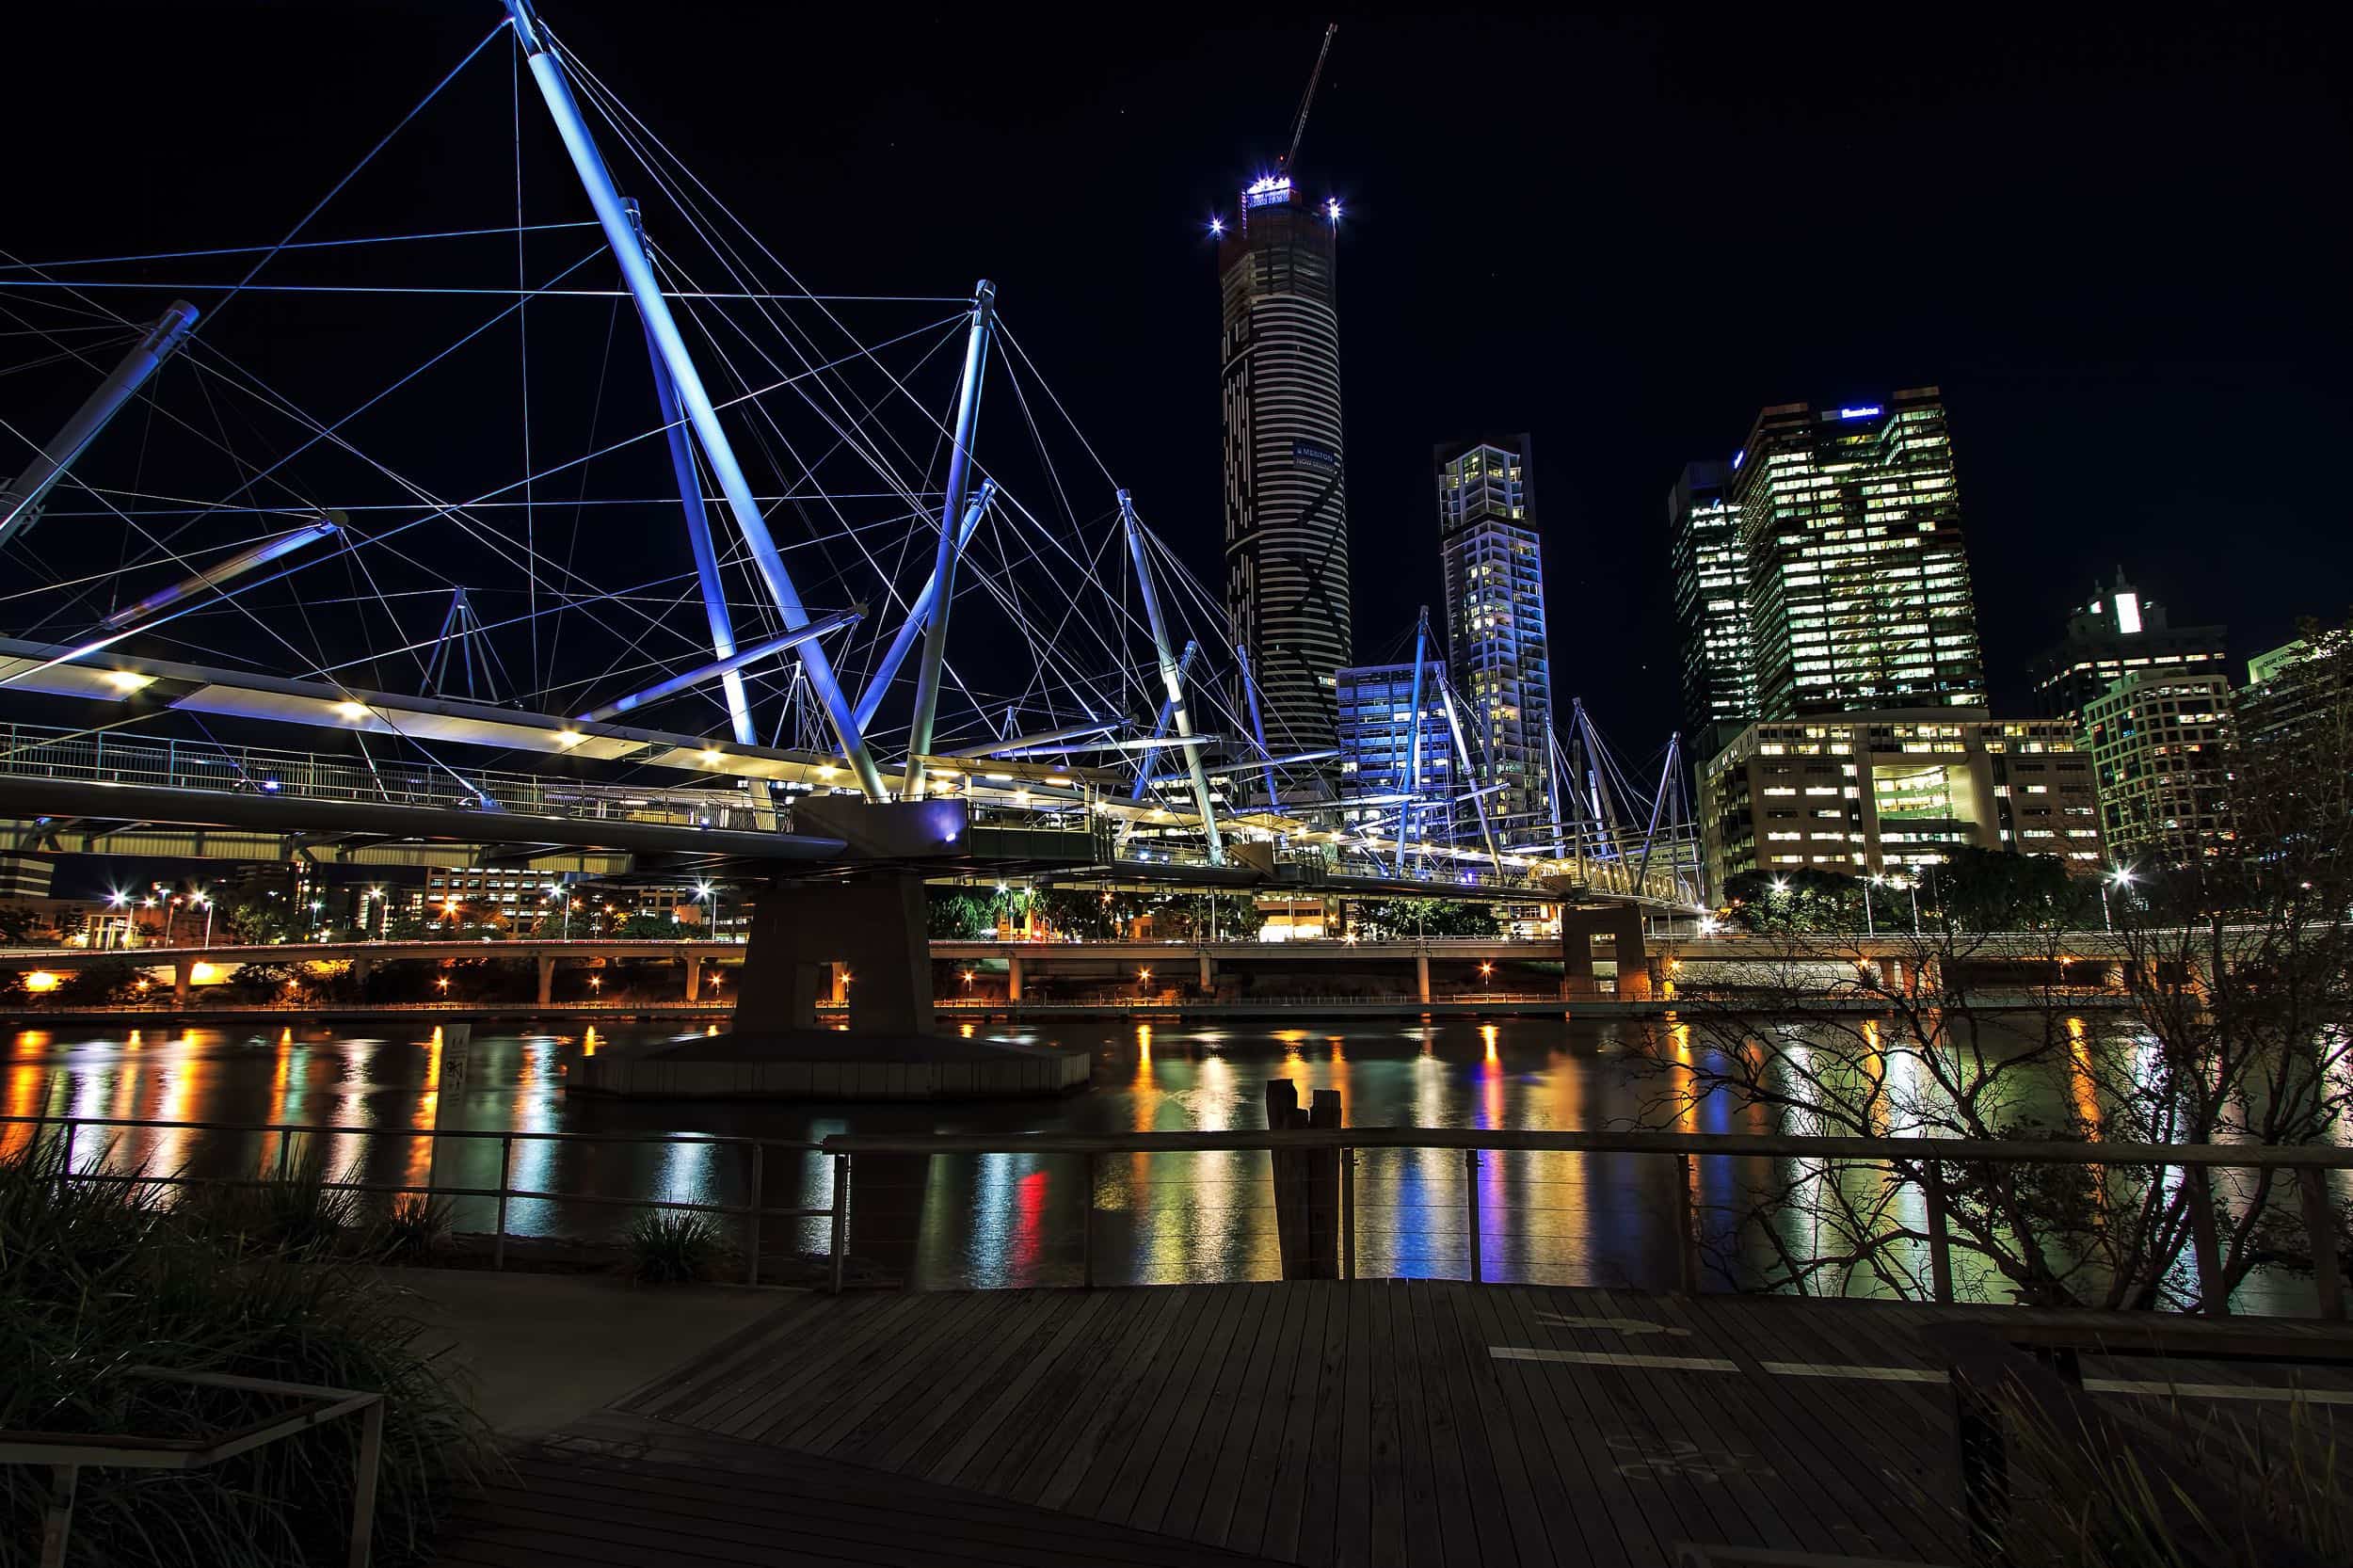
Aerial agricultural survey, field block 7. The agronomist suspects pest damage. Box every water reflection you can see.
[6,1014,2285,1304]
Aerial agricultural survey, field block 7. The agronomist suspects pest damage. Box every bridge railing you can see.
[0,1112,839,1288]
[0,720,788,833]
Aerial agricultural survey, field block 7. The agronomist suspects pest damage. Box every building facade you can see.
[2079,671,2234,864]
[1667,458,1753,758]
[2028,568,2228,719]
[1698,712,2102,900]
[1219,175,1351,772]
[1335,662,1453,844]
[1732,389,1986,719]
[1434,436,1553,843]
[2239,626,2352,775]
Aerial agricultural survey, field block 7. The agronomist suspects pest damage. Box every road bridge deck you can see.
[439,1280,2353,1568]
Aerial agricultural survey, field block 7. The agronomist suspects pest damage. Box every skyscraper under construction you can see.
[1218,174,1350,778]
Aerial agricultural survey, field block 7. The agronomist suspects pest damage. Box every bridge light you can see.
[699,749,722,765]
[104,670,153,693]
[555,729,585,748]
[24,971,58,992]
[333,701,369,721]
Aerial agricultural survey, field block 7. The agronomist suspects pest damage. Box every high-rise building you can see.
[1336,662,1452,842]
[1731,389,1986,719]
[1218,175,1350,776]
[1434,436,1553,844]
[1667,459,1753,757]
[2080,671,2235,864]
[2028,568,2228,720]
[1697,712,2103,900]
[2239,626,2352,772]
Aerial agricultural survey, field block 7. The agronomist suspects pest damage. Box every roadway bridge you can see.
[3,927,2160,1012]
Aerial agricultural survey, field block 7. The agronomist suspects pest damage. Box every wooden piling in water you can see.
[1265,1080,1342,1279]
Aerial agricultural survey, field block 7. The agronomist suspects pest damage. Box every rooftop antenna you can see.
[1278,24,1337,176]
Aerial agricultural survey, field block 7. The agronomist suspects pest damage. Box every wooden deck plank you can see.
[791,1287,1024,1456]
[1019,1281,1196,1508]
[1254,1279,1340,1562]
[1489,1285,1664,1568]
[1198,1274,1310,1549]
[972,1281,1161,1499]
[1125,1282,1267,1534]
[1620,1290,1938,1559]
[1087,1278,1255,1528]
[1408,1283,1499,1568]
[1161,1280,1288,1543]
[1052,1283,1217,1517]
[1461,1278,1617,1568]
[1322,1266,1377,1568]
[1432,1281,1556,1568]
[874,1290,1087,1475]
[923,1289,1113,1484]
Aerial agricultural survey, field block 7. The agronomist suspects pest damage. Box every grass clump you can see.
[1987,1378,2348,1567]
[0,1136,496,1566]
[626,1209,731,1283]
[370,1192,456,1263]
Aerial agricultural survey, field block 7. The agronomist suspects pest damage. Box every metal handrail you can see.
[2,1112,837,1288]
[818,1124,2353,1318]
[0,1368,385,1568]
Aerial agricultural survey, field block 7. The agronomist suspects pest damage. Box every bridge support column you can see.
[1197,951,1213,994]
[536,955,556,1007]
[1416,952,1431,1004]
[1875,956,1902,994]
[684,957,701,1003]
[352,954,376,994]
[1561,904,1649,1000]
[1007,953,1024,1002]
[731,873,933,1037]
[173,958,192,1005]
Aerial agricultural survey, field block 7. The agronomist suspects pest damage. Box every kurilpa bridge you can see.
[0,1,1698,1045]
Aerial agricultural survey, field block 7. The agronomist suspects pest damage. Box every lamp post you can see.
[1865,875,1881,938]
[193,892,214,948]
[163,896,179,946]
[1907,874,1921,936]
[696,881,720,943]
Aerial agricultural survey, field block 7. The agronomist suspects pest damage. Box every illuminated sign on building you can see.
[1834,406,1883,421]
[1243,175,1293,209]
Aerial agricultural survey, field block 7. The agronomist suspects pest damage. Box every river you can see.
[0,1016,2318,1309]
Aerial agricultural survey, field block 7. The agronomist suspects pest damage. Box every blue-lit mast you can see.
[902,280,995,799]
[1120,490,1223,864]
[623,199,752,747]
[504,0,885,798]
[1401,605,1431,876]
[0,301,200,551]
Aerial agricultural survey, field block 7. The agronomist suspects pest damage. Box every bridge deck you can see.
[436,1280,2353,1567]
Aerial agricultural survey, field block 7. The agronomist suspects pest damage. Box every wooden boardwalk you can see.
[438,1280,2353,1567]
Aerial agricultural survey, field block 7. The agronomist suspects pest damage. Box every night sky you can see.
[6,4,2348,751]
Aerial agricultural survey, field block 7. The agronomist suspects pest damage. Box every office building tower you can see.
[1219,174,1350,774]
[1435,436,1554,844]
[1697,712,2103,901]
[1731,388,1986,719]
[1667,459,1753,757]
[2239,626,2352,773]
[2029,568,2228,719]
[1336,662,1452,842]
[2080,672,2235,864]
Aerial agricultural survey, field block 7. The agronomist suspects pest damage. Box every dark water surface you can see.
[0,1015,2315,1307]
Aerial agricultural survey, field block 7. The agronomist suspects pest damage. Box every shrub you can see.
[0,1137,496,1564]
[626,1209,729,1283]
[177,1138,366,1258]
[370,1193,454,1263]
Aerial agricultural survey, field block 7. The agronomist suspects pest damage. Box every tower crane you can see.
[1278,24,1338,177]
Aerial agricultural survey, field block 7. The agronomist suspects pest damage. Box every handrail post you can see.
[745,1143,765,1287]
[2299,1167,2345,1320]
[1081,1151,1096,1289]
[1924,1159,1956,1304]
[2186,1165,2227,1317]
[1465,1146,1482,1284]
[1342,1144,1355,1282]
[56,1119,75,1191]
[493,1135,513,1271]
[828,1152,850,1294]
[1673,1153,1702,1294]
[346,1397,384,1568]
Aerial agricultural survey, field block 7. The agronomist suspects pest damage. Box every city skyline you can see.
[5,8,2342,747]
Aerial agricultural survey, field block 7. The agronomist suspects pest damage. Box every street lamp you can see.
[2101,866,2136,933]
[1865,875,1883,938]
[435,975,450,995]
[961,968,975,997]
[192,891,214,948]
[696,882,721,942]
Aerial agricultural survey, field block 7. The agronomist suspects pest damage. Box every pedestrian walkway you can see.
[436,1279,2353,1566]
